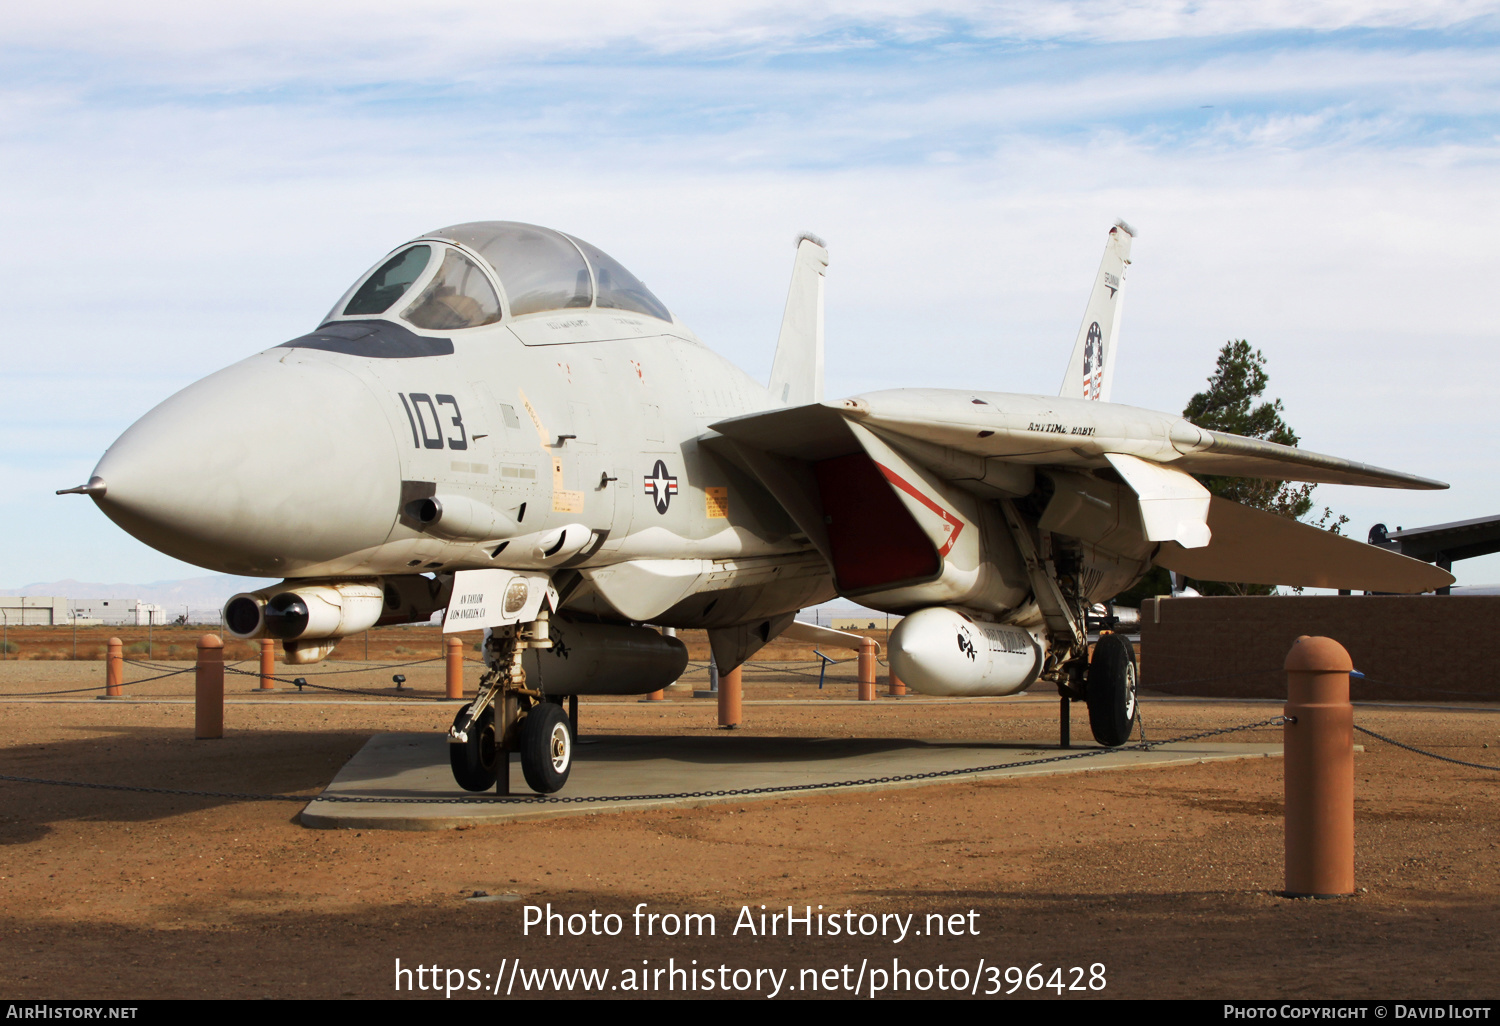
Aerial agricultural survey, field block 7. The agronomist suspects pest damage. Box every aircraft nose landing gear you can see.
[521,702,572,793]
[447,611,572,794]
[450,702,498,791]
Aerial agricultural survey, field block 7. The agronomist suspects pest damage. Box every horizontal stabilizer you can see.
[781,619,877,654]
[1173,430,1448,490]
[1155,496,1454,593]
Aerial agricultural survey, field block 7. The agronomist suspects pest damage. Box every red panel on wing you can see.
[814,452,939,593]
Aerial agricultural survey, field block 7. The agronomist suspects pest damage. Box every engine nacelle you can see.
[888,606,1044,697]
[225,574,451,643]
[259,581,384,641]
[224,579,386,642]
[499,618,689,696]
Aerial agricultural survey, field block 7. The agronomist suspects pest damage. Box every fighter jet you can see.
[60,219,1452,794]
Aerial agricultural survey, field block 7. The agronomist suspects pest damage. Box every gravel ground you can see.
[0,660,1496,1000]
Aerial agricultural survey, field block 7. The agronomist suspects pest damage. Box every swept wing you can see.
[710,393,1451,595]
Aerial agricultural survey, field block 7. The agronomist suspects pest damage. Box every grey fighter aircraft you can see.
[61,219,1452,794]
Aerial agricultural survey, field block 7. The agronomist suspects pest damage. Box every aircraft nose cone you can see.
[91,351,400,575]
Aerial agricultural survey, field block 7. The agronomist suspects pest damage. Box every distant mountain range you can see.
[0,574,884,619]
[0,575,276,611]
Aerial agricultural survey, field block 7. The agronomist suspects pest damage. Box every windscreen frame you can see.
[321,241,510,332]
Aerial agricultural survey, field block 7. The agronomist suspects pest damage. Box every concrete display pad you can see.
[301,732,1282,830]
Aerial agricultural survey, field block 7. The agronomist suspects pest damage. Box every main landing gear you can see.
[448,611,573,794]
[1049,633,1136,750]
[1085,633,1138,747]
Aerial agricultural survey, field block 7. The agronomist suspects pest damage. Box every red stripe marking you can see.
[875,463,965,557]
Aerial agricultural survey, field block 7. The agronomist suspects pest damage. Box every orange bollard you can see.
[888,668,906,697]
[645,689,666,701]
[718,665,741,729]
[445,636,464,700]
[1284,635,1355,898]
[858,637,877,701]
[106,637,123,698]
[258,638,275,691]
[195,634,224,740]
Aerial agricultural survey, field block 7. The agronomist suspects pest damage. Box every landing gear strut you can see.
[999,499,1092,749]
[1055,671,1085,749]
[447,611,572,794]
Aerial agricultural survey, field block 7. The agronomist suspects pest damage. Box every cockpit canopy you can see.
[327,221,672,331]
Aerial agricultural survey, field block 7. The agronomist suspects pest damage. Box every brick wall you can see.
[1138,595,1500,702]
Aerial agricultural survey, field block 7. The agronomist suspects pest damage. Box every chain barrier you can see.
[746,657,853,668]
[221,665,451,701]
[1352,724,1500,772]
[744,661,854,681]
[125,658,250,672]
[3,700,1496,806]
[8,658,1496,707]
[677,660,855,678]
[127,655,443,676]
[124,657,192,671]
[0,715,1286,806]
[250,655,443,676]
[1,666,197,697]
[7,656,1499,785]
[125,653,448,700]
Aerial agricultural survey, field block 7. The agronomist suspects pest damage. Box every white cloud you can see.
[1,7,1497,586]
[2,1,1497,92]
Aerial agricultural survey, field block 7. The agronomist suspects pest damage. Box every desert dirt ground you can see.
[0,655,1497,1001]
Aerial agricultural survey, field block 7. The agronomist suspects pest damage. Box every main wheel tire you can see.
[450,703,499,792]
[520,701,572,794]
[1086,633,1138,748]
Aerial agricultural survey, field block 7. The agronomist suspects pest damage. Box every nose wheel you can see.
[520,702,573,793]
[448,614,573,794]
[449,703,498,792]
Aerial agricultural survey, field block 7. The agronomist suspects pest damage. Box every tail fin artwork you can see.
[768,232,828,406]
[1059,220,1134,403]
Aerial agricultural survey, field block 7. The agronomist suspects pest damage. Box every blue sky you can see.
[3,1,1498,589]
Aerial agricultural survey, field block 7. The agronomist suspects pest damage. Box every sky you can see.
[3,0,1498,593]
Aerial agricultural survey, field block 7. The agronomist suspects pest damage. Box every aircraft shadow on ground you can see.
[331,732,1088,779]
[0,725,372,842]
[320,732,1114,800]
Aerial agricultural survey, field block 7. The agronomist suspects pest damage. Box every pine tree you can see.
[1181,339,1314,523]
[1115,340,1347,603]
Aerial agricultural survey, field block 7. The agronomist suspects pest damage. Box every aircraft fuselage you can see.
[89,305,834,630]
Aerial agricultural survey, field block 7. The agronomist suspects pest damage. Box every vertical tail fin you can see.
[1059,220,1134,403]
[769,232,828,406]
